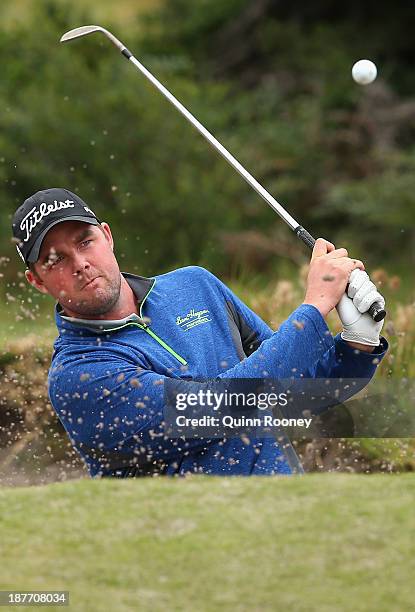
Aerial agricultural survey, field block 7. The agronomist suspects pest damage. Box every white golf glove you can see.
[336,269,385,346]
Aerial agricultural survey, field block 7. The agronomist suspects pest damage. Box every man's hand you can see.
[303,238,365,318]
[337,270,385,348]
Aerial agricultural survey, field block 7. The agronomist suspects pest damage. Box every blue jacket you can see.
[48,266,388,477]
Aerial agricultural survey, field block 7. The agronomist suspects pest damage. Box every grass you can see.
[0,474,414,611]
[0,299,56,345]
[0,318,55,346]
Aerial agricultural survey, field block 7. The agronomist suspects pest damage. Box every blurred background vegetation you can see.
[1,0,414,282]
[1,0,414,328]
[0,0,414,481]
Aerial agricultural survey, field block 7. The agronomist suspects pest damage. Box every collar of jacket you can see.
[54,271,155,335]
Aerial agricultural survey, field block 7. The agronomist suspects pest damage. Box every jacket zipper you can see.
[107,321,188,366]
[93,278,188,366]
[60,278,188,365]
[140,323,188,366]
[137,278,188,366]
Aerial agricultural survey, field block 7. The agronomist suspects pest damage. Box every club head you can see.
[60,25,124,52]
[60,25,104,42]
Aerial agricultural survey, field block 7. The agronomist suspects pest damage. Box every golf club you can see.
[60,25,386,322]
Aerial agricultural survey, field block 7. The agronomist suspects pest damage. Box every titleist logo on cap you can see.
[20,199,76,242]
[12,187,100,265]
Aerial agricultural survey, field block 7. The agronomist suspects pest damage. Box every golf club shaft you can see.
[127,55,299,230]
[123,49,385,322]
[60,27,385,322]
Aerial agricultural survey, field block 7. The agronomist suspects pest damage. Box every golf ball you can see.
[352,59,377,85]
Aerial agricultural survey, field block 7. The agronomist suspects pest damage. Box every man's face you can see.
[26,220,122,318]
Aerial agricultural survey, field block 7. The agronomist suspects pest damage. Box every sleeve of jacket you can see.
[196,268,273,356]
[198,267,388,412]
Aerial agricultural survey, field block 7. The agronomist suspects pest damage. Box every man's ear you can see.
[25,268,49,295]
[100,222,114,251]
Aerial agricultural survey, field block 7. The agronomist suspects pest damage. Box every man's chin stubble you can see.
[64,277,121,317]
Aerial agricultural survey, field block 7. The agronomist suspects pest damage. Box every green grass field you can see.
[0,474,414,611]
